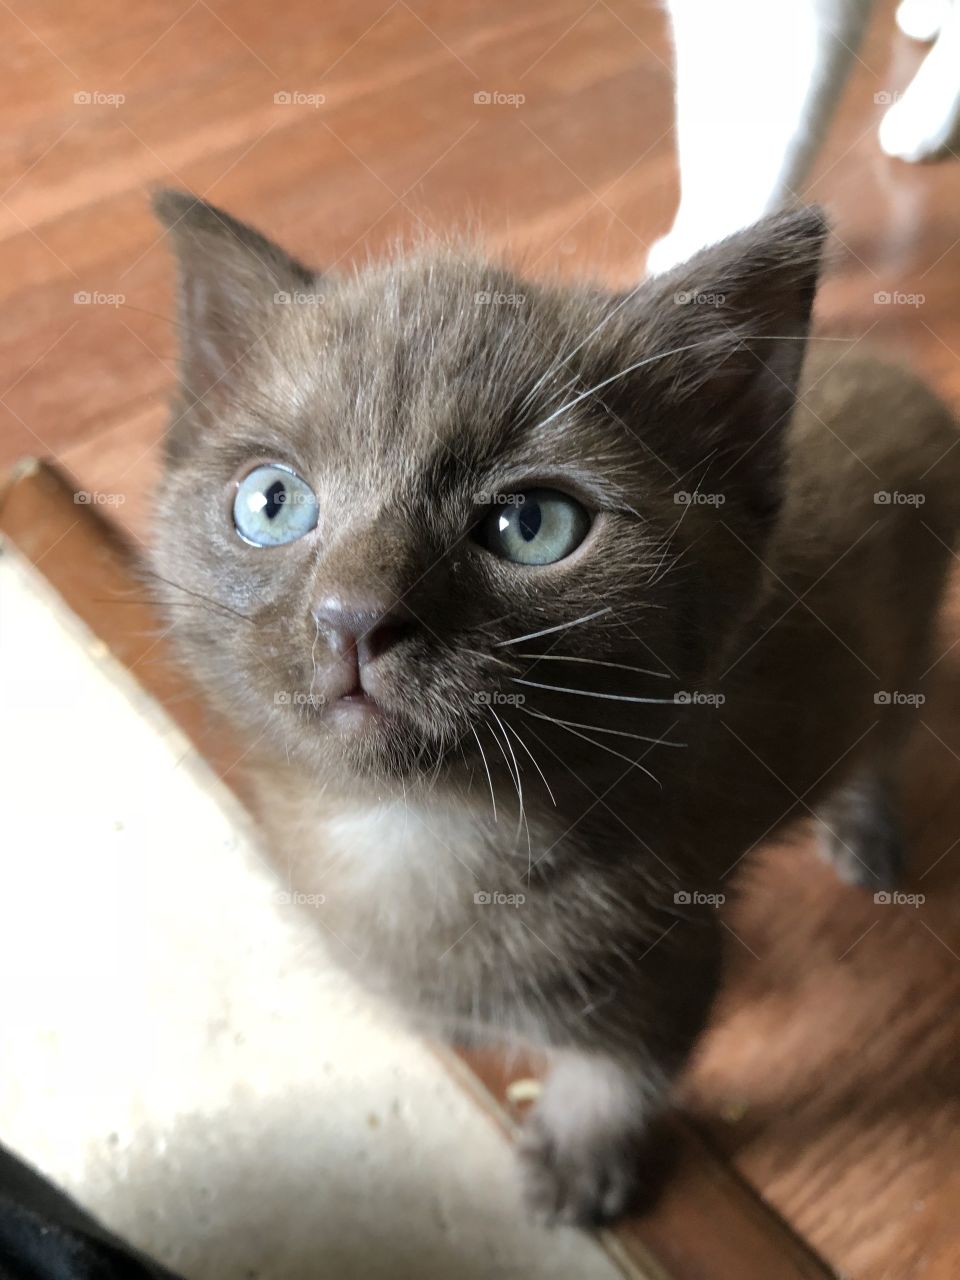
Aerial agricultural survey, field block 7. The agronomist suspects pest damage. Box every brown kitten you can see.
[150,189,960,1225]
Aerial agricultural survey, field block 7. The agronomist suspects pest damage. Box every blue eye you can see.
[233,464,319,547]
[478,489,591,565]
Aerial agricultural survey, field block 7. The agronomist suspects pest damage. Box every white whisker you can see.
[543,282,649,377]
[517,654,671,679]
[470,726,497,824]
[488,707,531,865]
[463,647,513,668]
[500,718,557,807]
[520,708,684,747]
[496,607,612,648]
[533,342,708,432]
[512,678,676,705]
[523,710,661,788]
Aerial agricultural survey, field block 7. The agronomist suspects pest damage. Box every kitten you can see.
[150,189,960,1225]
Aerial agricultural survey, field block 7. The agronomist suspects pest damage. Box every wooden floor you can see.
[2,1,960,1276]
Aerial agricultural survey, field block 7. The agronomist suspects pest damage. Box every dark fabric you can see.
[0,1144,185,1280]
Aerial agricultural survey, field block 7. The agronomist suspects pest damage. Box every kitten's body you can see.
[151,192,960,1223]
[253,344,958,1035]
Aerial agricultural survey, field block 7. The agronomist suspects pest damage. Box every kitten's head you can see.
[150,191,825,795]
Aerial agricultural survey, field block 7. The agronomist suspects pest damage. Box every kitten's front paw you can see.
[518,1108,643,1226]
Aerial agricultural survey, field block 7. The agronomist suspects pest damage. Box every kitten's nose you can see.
[312,595,414,668]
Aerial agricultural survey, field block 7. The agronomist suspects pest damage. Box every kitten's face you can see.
[151,193,824,793]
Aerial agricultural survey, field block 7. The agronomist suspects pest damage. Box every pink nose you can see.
[312,596,414,668]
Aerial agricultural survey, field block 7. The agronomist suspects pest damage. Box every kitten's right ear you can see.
[152,189,316,400]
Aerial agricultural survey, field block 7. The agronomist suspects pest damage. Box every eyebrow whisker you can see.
[532,341,709,432]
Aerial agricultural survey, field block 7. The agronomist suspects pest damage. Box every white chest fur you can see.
[258,778,560,1039]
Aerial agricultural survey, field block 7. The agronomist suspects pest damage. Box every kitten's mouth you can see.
[290,661,447,779]
[325,670,387,731]
[302,655,437,770]
[324,694,382,743]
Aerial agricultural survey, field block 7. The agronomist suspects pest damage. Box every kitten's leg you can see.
[879,0,960,161]
[648,0,875,274]
[518,1050,672,1224]
[817,766,905,890]
[517,916,721,1225]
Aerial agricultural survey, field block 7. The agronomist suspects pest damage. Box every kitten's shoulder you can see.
[786,345,960,527]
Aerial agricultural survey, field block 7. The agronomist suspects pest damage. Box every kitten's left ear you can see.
[635,206,829,520]
[153,189,316,399]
